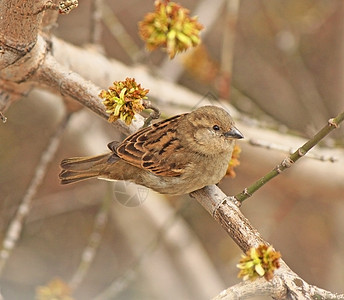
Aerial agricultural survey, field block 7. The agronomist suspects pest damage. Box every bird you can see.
[59,105,243,194]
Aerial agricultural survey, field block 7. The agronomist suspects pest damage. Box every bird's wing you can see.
[112,114,188,177]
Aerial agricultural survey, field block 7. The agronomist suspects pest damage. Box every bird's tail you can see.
[59,153,114,184]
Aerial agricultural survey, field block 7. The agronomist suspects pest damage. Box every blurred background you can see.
[1,0,344,299]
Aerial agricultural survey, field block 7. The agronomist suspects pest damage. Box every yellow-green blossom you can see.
[237,245,281,281]
[226,144,241,178]
[139,0,203,58]
[100,78,149,125]
[35,278,74,300]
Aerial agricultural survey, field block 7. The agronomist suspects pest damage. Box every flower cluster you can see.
[100,78,149,125]
[138,0,203,58]
[36,278,74,300]
[237,245,281,281]
[226,144,241,178]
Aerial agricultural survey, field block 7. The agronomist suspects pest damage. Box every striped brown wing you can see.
[114,114,187,177]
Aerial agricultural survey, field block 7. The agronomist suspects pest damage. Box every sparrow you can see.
[59,105,243,194]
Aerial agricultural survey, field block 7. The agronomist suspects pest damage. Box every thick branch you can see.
[33,49,143,134]
[0,0,43,67]
[212,276,286,300]
[192,186,344,299]
[191,186,265,251]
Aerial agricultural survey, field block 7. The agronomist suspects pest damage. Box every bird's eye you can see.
[213,125,220,131]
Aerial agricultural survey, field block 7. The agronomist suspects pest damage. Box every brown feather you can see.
[59,153,117,184]
[115,114,188,177]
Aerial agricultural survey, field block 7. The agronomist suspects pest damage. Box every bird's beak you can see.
[224,126,244,139]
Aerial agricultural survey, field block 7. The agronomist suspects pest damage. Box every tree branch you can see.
[191,186,344,299]
[212,276,286,300]
[33,47,144,135]
[234,111,344,204]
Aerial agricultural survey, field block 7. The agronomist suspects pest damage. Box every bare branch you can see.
[0,111,6,123]
[191,186,265,251]
[192,186,344,299]
[212,276,286,300]
[33,50,144,135]
[0,0,43,62]
[234,111,344,203]
[214,264,344,300]
[0,82,31,117]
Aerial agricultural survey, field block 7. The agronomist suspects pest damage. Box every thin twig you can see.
[233,112,344,204]
[0,111,7,123]
[142,100,161,127]
[0,113,72,274]
[0,87,26,122]
[69,184,112,291]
